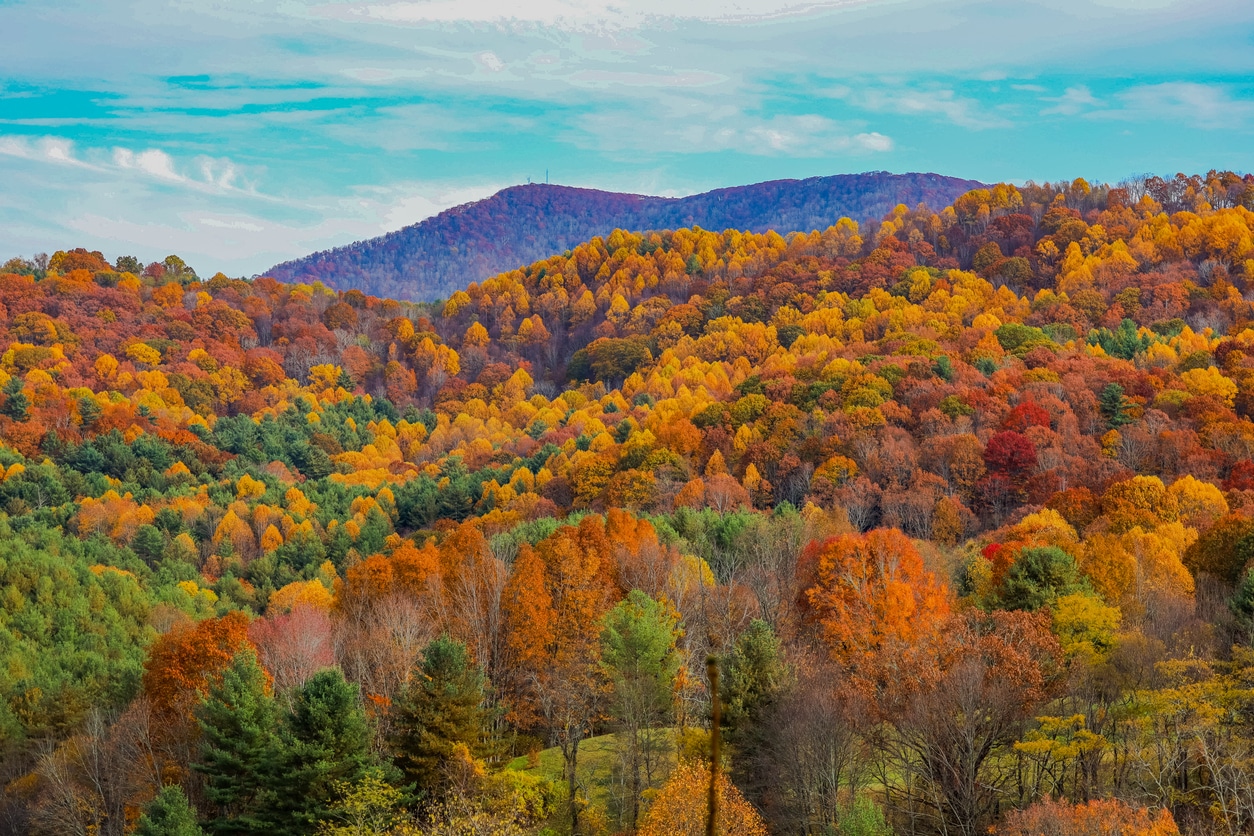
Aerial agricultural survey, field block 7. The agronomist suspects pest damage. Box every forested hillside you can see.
[266,172,983,301]
[3,171,1254,835]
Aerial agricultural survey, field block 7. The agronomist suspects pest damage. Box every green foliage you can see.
[1099,382,1133,429]
[274,669,375,833]
[390,636,491,798]
[1232,569,1254,634]
[600,590,682,720]
[0,377,29,422]
[195,649,283,834]
[1088,318,1151,360]
[135,785,206,836]
[831,796,894,836]
[998,546,1086,611]
[0,520,154,753]
[994,323,1053,356]
[722,620,787,757]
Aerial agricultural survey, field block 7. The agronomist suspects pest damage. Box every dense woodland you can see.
[267,173,982,302]
[2,171,1254,835]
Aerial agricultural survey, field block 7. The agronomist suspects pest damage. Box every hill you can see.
[5,172,1254,835]
[266,171,984,301]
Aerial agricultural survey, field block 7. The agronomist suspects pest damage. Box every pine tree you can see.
[135,785,206,836]
[0,377,28,422]
[272,669,374,833]
[1099,382,1133,428]
[389,636,488,798]
[194,649,282,835]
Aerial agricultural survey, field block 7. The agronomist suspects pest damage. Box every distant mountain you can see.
[266,171,984,301]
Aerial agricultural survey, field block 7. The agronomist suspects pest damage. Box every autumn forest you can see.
[5,172,1254,836]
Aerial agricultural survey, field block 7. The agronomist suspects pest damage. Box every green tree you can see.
[1099,382,1133,429]
[389,636,489,799]
[1232,569,1254,636]
[273,669,375,833]
[999,546,1086,611]
[133,524,167,566]
[194,649,282,835]
[135,785,206,836]
[834,796,894,836]
[600,590,682,831]
[722,620,786,747]
[78,395,102,428]
[1,377,29,422]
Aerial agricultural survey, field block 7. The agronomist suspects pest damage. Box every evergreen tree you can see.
[1099,382,1133,428]
[135,785,206,836]
[273,668,374,833]
[132,524,167,566]
[389,636,488,798]
[0,377,28,422]
[998,546,1086,611]
[722,619,787,755]
[194,649,282,835]
[78,394,102,428]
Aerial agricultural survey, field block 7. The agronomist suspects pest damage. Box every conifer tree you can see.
[0,377,28,422]
[135,785,206,836]
[389,636,489,799]
[1099,382,1133,428]
[273,668,375,833]
[194,649,282,835]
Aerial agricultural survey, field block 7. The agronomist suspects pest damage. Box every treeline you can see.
[0,170,1253,834]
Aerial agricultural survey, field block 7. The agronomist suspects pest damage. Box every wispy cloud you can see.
[0,136,104,170]
[1108,81,1254,127]
[839,86,1013,130]
[312,0,876,30]
[1041,85,1102,116]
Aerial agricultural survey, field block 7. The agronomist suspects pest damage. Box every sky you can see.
[1,0,1252,276]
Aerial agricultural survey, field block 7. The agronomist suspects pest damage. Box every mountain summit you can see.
[266,171,983,301]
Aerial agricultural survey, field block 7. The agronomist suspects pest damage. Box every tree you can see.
[1,376,29,422]
[599,590,682,830]
[144,612,253,728]
[389,636,490,800]
[1099,382,1133,429]
[132,524,166,566]
[315,771,409,836]
[194,649,282,835]
[274,669,374,833]
[998,546,1086,611]
[805,528,951,697]
[501,521,614,833]
[637,761,768,836]
[721,620,786,761]
[135,785,206,836]
[888,610,1063,836]
[995,796,1178,835]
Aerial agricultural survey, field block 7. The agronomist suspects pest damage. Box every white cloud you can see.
[1041,85,1102,116]
[315,0,878,30]
[0,136,102,169]
[842,86,1012,130]
[577,106,892,157]
[1109,81,1254,127]
[114,147,185,181]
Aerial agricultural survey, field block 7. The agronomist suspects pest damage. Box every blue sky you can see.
[1,0,1252,276]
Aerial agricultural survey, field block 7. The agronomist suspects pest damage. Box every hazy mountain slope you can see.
[266,171,983,301]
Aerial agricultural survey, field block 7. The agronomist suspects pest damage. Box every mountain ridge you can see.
[266,171,984,301]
